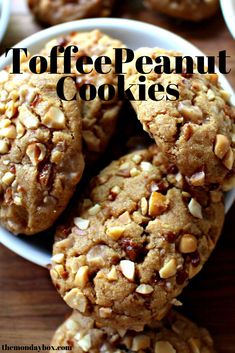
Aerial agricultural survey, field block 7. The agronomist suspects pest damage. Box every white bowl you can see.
[0,0,11,43]
[220,0,235,39]
[0,18,234,267]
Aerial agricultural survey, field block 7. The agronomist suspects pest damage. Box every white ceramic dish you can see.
[0,0,11,43]
[220,0,235,39]
[0,18,234,267]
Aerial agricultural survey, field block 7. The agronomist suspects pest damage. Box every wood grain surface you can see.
[0,1,235,352]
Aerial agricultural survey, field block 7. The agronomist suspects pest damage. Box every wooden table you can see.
[0,1,235,352]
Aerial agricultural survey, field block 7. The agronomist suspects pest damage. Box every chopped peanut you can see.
[155,341,176,353]
[42,106,66,129]
[2,172,15,186]
[214,134,230,159]
[74,217,90,230]
[188,198,203,219]
[131,335,150,351]
[148,192,169,217]
[0,140,9,154]
[77,334,91,352]
[88,204,101,216]
[107,266,118,281]
[136,284,154,295]
[99,307,112,318]
[74,266,89,288]
[179,234,198,253]
[64,288,87,312]
[106,226,125,240]
[120,260,135,281]
[51,253,64,264]
[159,258,177,279]
[223,148,234,170]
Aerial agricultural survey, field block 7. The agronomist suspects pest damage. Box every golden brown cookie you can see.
[50,146,224,331]
[0,69,84,235]
[28,0,114,26]
[41,30,124,163]
[125,48,235,188]
[145,0,219,22]
[50,310,216,352]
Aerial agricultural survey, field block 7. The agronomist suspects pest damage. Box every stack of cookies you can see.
[0,30,235,352]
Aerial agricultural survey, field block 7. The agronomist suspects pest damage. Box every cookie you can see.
[50,146,224,331]
[125,48,235,188]
[0,69,84,235]
[145,0,219,22]
[51,310,216,353]
[41,30,124,163]
[28,0,114,26]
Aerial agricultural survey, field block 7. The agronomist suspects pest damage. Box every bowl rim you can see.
[0,0,11,43]
[220,0,235,40]
[0,17,234,267]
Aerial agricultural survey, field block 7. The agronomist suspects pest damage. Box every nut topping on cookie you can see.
[159,259,177,279]
[74,266,89,288]
[74,217,90,230]
[178,101,203,122]
[99,307,112,318]
[155,341,176,353]
[18,105,40,129]
[148,192,169,217]
[179,234,198,253]
[188,198,203,219]
[214,134,230,159]
[223,148,234,170]
[26,143,46,165]
[120,260,135,281]
[64,288,87,313]
[77,334,91,352]
[131,335,150,350]
[107,266,118,281]
[189,171,205,186]
[0,124,17,139]
[51,253,64,264]
[88,204,101,216]
[106,226,125,240]
[42,107,66,129]
[136,284,154,295]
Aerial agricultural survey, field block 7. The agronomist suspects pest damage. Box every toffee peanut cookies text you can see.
[0,70,84,235]
[51,310,216,353]
[28,0,114,26]
[125,48,235,188]
[51,146,224,331]
[40,30,124,162]
[145,0,219,22]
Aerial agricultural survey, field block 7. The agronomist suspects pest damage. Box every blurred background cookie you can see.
[51,310,216,353]
[51,146,224,331]
[144,0,219,22]
[0,69,84,235]
[28,0,115,26]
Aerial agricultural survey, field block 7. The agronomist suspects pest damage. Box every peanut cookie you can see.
[41,30,124,163]
[145,0,219,22]
[51,146,224,331]
[51,310,216,353]
[0,70,84,235]
[28,0,114,26]
[125,48,235,188]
